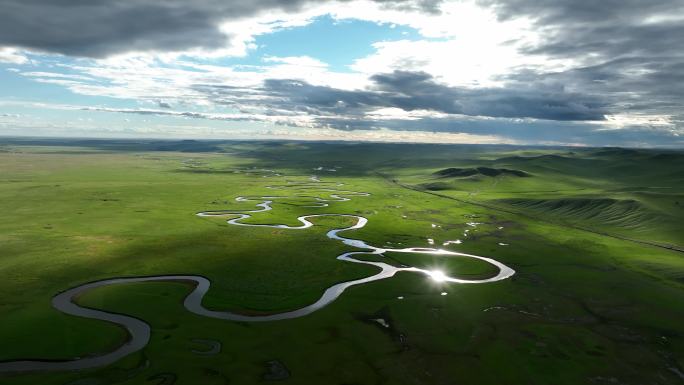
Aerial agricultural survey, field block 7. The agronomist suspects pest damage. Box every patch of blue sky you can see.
[198,15,424,71]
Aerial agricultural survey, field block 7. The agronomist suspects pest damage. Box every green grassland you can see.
[0,139,683,384]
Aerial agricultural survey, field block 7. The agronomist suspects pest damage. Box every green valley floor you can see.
[0,138,683,384]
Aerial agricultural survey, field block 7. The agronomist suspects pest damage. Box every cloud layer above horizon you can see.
[0,0,682,147]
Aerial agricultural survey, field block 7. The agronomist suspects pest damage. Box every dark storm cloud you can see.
[477,0,684,89]
[255,71,608,121]
[477,0,684,142]
[479,0,684,70]
[504,57,684,113]
[85,104,684,147]
[314,115,681,146]
[375,0,443,13]
[185,70,684,146]
[0,0,442,57]
[86,68,681,147]
[371,71,608,121]
[480,0,683,25]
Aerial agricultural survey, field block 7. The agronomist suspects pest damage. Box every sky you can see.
[0,0,683,147]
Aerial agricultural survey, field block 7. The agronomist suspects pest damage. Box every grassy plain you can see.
[0,138,683,384]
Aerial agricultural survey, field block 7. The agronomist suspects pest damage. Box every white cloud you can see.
[365,107,449,120]
[350,39,531,87]
[604,114,678,130]
[263,55,328,68]
[341,2,570,87]
[21,72,97,81]
[0,47,29,64]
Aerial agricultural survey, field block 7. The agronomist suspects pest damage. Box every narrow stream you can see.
[0,176,514,373]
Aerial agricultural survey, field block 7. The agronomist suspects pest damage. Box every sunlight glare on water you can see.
[429,270,447,282]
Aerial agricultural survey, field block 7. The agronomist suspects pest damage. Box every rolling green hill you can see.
[434,166,530,178]
[498,197,656,229]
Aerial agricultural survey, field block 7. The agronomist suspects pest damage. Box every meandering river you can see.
[0,175,514,373]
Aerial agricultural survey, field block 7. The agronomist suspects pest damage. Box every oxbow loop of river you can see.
[0,174,515,373]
